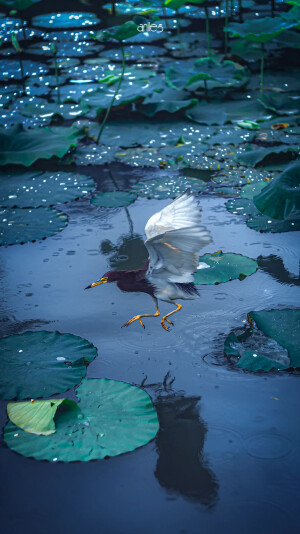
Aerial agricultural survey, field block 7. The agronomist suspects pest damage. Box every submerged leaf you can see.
[4,378,159,461]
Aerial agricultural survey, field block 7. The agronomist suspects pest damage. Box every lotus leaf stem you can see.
[97,44,126,144]
[19,54,26,95]
[204,6,211,56]
[54,54,61,105]
[260,43,265,96]
[175,9,184,55]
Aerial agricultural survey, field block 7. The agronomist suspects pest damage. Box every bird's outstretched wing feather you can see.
[144,190,211,284]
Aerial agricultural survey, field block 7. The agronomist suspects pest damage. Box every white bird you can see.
[85,189,212,331]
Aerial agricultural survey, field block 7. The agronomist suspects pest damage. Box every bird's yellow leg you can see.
[122,299,160,329]
[161,303,182,331]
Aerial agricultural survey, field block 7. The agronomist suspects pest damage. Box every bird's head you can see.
[84,270,120,290]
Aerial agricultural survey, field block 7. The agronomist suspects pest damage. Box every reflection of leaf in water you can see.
[257,255,300,286]
[154,391,218,506]
[101,234,148,270]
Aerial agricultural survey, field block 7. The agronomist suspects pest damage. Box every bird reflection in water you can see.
[85,190,211,330]
[145,374,219,506]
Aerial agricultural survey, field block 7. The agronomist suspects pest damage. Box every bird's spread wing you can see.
[144,190,212,283]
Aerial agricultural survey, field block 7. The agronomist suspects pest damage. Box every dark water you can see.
[0,163,299,534]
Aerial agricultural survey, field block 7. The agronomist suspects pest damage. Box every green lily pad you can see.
[258,93,300,116]
[0,171,95,208]
[253,161,300,220]
[241,181,268,199]
[0,331,97,400]
[137,93,198,117]
[4,378,159,461]
[0,58,48,81]
[7,399,79,435]
[186,100,273,126]
[0,124,82,167]
[20,100,90,122]
[225,17,297,43]
[91,191,137,208]
[224,308,300,370]
[132,175,206,199]
[92,21,140,42]
[32,12,100,29]
[103,2,158,14]
[226,196,300,233]
[193,251,258,285]
[237,145,299,167]
[166,58,248,91]
[0,207,68,245]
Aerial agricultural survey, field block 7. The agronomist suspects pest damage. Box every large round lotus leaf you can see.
[241,181,268,200]
[91,191,137,208]
[0,331,97,400]
[0,171,95,208]
[0,207,68,245]
[225,17,297,43]
[32,12,100,29]
[226,197,300,232]
[132,176,206,199]
[258,93,300,116]
[4,378,159,461]
[0,59,48,81]
[248,309,300,367]
[0,124,82,167]
[253,161,300,220]
[21,100,90,122]
[193,251,258,284]
[7,399,80,435]
[237,145,299,167]
[166,58,248,91]
[224,309,299,371]
[186,100,273,125]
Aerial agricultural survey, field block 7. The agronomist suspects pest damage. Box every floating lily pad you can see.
[225,17,297,43]
[91,191,137,208]
[0,206,68,245]
[0,124,82,167]
[193,251,258,285]
[132,176,206,199]
[166,58,248,91]
[32,12,100,29]
[0,171,95,208]
[237,145,299,167]
[4,378,159,461]
[7,399,79,435]
[258,93,300,116]
[241,181,268,199]
[226,196,300,233]
[137,90,198,117]
[253,161,300,220]
[0,331,97,400]
[186,100,273,125]
[0,58,48,81]
[224,309,300,370]
[21,100,90,122]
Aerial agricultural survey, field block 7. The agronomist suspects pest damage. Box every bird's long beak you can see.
[85,277,108,290]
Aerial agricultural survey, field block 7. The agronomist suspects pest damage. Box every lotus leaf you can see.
[21,100,90,122]
[0,0,41,9]
[253,162,300,220]
[0,171,95,208]
[241,182,268,199]
[225,17,297,43]
[166,58,248,91]
[7,399,80,435]
[91,191,137,208]
[186,100,273,125]
[0,331,97,400]
[32,12,100,29]
[92,22,140,42]
[0,206,68,245]
[0,59,48,81]
[132,176,206,199]
[0,124,82,167]
[237,145,299,167]
[226,196,300,232]
[4,378,159,461]
[258,93,300,116]
[193,251,258,285]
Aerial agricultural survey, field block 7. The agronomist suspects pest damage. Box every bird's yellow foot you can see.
[161,317,173,331]
[122,315,145,329]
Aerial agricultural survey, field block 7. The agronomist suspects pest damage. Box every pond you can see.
[0,1,299,533]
